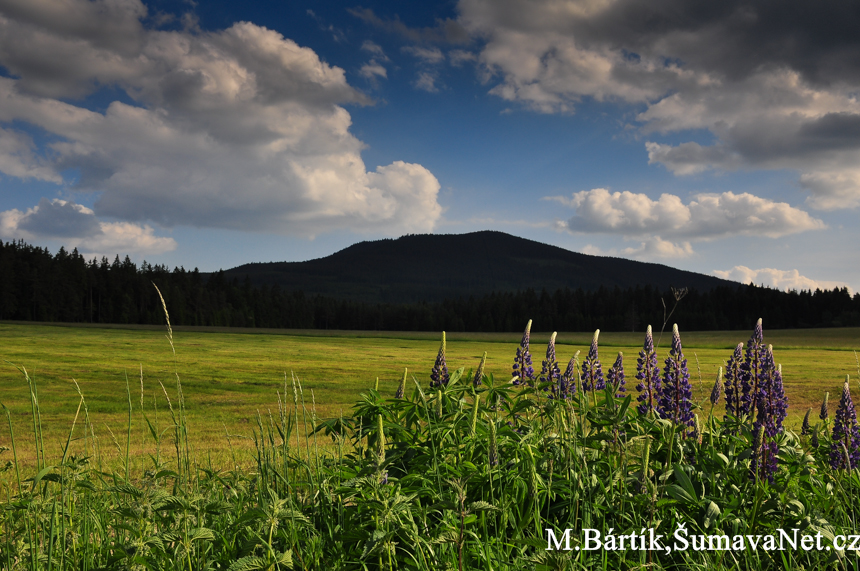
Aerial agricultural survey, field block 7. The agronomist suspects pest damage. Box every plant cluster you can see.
[1,319,859,570]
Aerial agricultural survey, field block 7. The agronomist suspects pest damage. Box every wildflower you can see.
[658,324,694,433]
[820,392,829,421]
[830,376,860,470]
[430,332,449,389]
[555,352,579,400]
[801,408,812,436]
[740,319,767,416]
[512,320,535,386]
[473,352,487,387]
[607,352,625,397]
[635,325,662,416]
[581,329,604,393]
[710,366,723,406]
[750,348,788,483]
[811,427,819,448]
[723,343,743,416]
[540,332,561,389]
[395,368,407,399]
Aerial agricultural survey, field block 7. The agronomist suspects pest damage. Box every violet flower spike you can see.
[557,352,579,400]
[607,352,625,398]
[430,332,450,389]
[581,329,604,393]
[635,325,662,416]
[740,318,767,417]
[658,324,694,433]
[830,375,860,470]
[723,343,743,417]
[750,347,786,483]
[512,320,535,386]
[540,332,561,392]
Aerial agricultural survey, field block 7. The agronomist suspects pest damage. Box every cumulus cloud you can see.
[0,0,443,242]
[413,72,441,93]
[714,266,851,293]
[581,236,694,260]
[457,0,860,208]
[553,188,825,239]
[361,40,389,61]
[0,198,176,256]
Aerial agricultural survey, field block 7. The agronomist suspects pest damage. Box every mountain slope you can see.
[223,231,737,303]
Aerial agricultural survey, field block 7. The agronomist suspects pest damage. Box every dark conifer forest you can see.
[1,239,858,332]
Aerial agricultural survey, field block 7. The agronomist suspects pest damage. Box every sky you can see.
[1,0,859,293]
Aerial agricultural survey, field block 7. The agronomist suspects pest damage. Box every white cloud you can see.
[449,49,476,67]
[457,0,860,209]
[553,188,825,239]
[714,266,850,293]
[413,71,441,93]
[581,236,694,260]
[360,59,388,79]
[0,198,176,256]
[402,45,445,64]
[0,0,443,244]
[360,40,389,61]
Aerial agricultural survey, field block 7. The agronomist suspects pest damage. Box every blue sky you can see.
[1,0,859,293]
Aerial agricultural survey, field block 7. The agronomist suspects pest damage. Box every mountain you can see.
[221,231,737,303]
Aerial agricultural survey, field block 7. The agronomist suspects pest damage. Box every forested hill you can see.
[1,238,859,332]
[221,231,736,303]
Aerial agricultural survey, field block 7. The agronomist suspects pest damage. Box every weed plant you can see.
[1,319,860,570]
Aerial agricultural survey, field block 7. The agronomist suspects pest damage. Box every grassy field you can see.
[1,321,859,467]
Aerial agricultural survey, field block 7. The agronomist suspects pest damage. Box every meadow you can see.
[1,321,858,466]
[1,320,860,570]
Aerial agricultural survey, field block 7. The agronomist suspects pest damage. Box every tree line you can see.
[1,239,858,332]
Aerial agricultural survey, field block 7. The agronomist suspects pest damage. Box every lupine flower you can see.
[473,352,487,387]
[430,332,450,389]
[581,329,605,393]
[540,332,561,389]
[376,414,386,466]
[801,408,812,436]
[512,320,535,386]
[636,325,662,416]
[811,427,819,449]
[740,319,767,416]
[555,352,579,400]
[658,324,694,433]
[710,367,723,406]
[830,376,860,470]
[724,343,743,416]
[750,347,788,483]
[820,392,829,421]
[607,352,625,397]
[395,368,407,399]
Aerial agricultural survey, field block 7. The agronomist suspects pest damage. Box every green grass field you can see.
[1,321,859,466]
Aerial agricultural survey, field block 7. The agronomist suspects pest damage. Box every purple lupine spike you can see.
[658,324,694,433]
[830,376,860,470]
[430,332,450,389]
[723,343,744,417]
[555,351,579,400]
[750,347,788,483]
[740,319,767,416]
[512,320,535,386]
[581,329,605,393]
[607,352,625,398]
[636,325,662,416]
[540,332,561,390]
